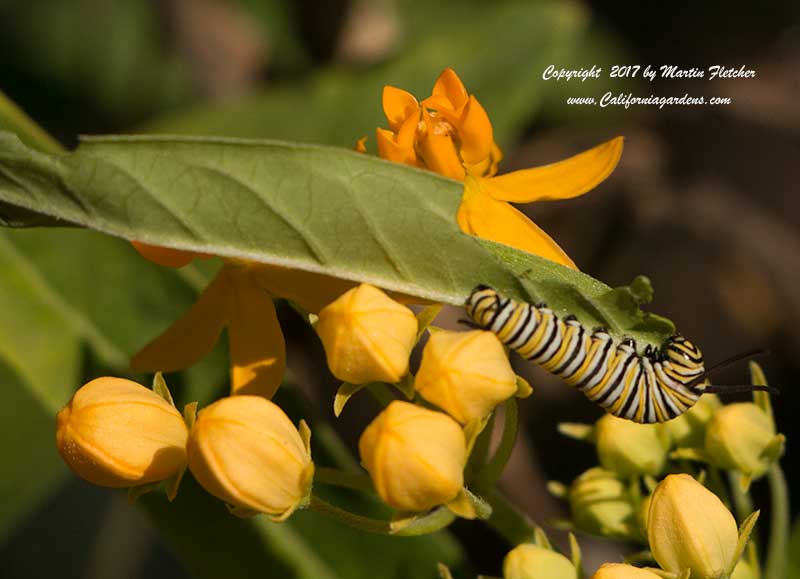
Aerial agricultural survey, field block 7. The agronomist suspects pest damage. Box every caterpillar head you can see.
[664,336,705,375]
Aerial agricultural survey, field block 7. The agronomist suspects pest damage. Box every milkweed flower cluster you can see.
[446,471,759,579]
[51,68,788,579]
[539,363,784,578]
[316,283,526,515]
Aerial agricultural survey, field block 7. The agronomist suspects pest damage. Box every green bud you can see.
[662,394,721,448]
[730,559,759,579]
[569,468,639,540]
[595,414,669,476]
[648,474,739,579]
[503,544,577,579]
[705,402,784,480]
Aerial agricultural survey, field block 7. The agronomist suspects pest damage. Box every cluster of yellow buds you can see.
[540,364,784,579]
[315,283,527,515]
[56,375,314,520]
[50,67,787,579]
[474,473,757,579]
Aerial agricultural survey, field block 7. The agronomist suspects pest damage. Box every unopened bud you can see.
[648,474,738,579]
[56,377,188,487]
[316,284,417,384]
[705,402,784,480]
[595,414,669,477]
[569,468,639,540]
[591,563,662,579]
[662,394,720,448]
[503,544,577,579]
[730,559,758,579]
[415,330,517,424]
[359,401,466,512]
[187,396,313,519]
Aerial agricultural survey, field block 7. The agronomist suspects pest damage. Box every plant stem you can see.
[728,471,755,522]
[308,496,391,534]
[366,383,395,407]
[476,398,519,494]
[466,411,495,482]
[314,467,374,492]
[486,491,535,545]
[765,463,789,579]
[0,90,64,153]
[307,496,455,536]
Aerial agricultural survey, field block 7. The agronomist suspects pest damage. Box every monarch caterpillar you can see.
[465,285,772,423]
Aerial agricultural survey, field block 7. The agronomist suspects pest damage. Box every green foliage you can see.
[141,1,588,149]
[0,0,192,120]
[142,474,460,579]
[0,132,674,349]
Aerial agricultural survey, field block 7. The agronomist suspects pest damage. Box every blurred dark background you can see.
[1,0,798,577]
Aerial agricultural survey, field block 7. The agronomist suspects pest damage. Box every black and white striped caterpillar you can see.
[465,285,770,423]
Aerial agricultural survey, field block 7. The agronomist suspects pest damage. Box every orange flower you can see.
[376,68,501,180]
[131,241,204,268]
[376,68,624,270]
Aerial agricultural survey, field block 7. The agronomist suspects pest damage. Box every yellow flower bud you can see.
[705,402,782,480]
[648,473,738,579]
[316,284,418,384]
[187,396,313,519]
[359,401,466,511]
[595,414,670,477]
[503,544,577,579]
[415,330,517,424]
[569,468,639,540]
[662,394,720,448]
[730,559,758,579]
[56,377,188,487]
[591,563,662,579]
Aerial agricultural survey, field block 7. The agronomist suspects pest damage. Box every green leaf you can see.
[0,132,675,349]
[141,1,588,150]
[0,359,69,544]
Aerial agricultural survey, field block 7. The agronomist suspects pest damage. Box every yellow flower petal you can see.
[382,85,419,131]
[457,95,493,165]
[354,136,367,153]
[376,127,417,166]
[249,264,355,314]
[131,267,231,372]
[418,110,465,180]
[227,268,286,399]
[430,67,468,112]
[396,113,419,149]
[457,176,577,269]
[131,241,198,268]
[419,132,465,180]
[486,136,624,203]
